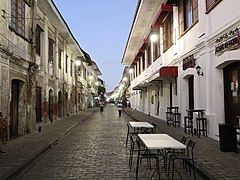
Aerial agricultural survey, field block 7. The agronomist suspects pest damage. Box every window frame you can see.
[48,38,54,64]
[178,0,199,36]
[147,44,152,67]
[152,30,161,61]
[35,25,42,56]
[11,0,25,36]
[163,12,173,52]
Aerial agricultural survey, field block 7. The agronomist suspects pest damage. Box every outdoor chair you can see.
[126,123,138,146]
[135,137,158,180]
[168,139,196,180]
[142,122,157,134]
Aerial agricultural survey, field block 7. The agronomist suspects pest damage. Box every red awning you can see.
[159,66,178,77]
[164,0,178,6]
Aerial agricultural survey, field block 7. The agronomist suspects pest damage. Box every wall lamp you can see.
[196,65,204,76]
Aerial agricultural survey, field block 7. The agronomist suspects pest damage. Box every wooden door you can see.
[10,80,19,137]
[35,87,42,123]
[224,62,240,125]
[188,76,194,115]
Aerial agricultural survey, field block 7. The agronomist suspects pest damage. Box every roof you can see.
[121,0,164,65]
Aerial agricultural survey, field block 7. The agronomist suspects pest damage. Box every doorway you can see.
[10,80,23,137]
[35,87,42,123]
[224,61,240,125]
[188,76,194,111]
[49,89,54,123]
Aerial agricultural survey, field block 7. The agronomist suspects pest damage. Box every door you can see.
[49,90,54,122]
[58,91,62,118]
[10,80,19,137]
[224,62,240,125]
[35,87,42,123]
[188,76,194,116]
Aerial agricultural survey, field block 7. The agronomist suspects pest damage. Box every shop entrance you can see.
[224,61,240,125]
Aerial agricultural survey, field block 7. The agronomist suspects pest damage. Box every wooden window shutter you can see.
[206,0,222,13]
[192,0,199,24]
[178,0,184,35]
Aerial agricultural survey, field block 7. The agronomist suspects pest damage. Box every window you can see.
[142,52,145,71]
[35,25,42,56]
[11,0,25,36]
[48,38,54,64]
[83,66,87,80]
[178,0,198,35]
[70,60,73,77]
[65,55,68,73]
[163,12,173,52]
[138,58,141,75]
[152,31,160,60]
[185,0,193,29]
[58,50,62,69]
[206,0,222,13]
[147,44,152,67]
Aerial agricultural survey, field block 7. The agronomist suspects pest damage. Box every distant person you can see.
[117,101,123,117]
[128,101,131,108]
[100,101,104,113]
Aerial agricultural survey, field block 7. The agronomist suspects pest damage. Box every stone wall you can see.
[0,114,8,144]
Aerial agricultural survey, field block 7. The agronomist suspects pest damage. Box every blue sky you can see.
[53,0,137,92]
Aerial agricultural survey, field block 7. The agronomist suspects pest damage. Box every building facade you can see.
[122,0,240,140]
[0,0,102,142]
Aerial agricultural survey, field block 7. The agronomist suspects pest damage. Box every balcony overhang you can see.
[159,66,178,77]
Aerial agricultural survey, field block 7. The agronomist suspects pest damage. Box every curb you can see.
[2,110,97,180]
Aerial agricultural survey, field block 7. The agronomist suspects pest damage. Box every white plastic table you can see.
[129,121,154,128]
[138,134,186,179]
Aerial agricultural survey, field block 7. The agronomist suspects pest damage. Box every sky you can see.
[53,0,138,92]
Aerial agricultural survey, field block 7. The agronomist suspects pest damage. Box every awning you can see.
[164,0,178,6]
[159,66,178,77]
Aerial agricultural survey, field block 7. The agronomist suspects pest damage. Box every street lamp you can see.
[150,33,158,43]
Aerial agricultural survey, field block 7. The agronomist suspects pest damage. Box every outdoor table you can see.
[186,109,206,137]
[138,134,186,179]
[186,109,205,118]
[128,121,154,133]
[166,106,179,113]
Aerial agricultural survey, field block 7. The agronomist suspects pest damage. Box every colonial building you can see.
[0,0,102,142]
[122,0,240,140]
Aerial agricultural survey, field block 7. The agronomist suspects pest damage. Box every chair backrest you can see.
[151,122,157,133]
[186,139,196,159]
[181,136,187,144]
[127,123,130,133]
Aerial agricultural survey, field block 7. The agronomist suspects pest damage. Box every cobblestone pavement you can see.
[1,105,196,180]
[124,108,240,180]
[1,105,239,179]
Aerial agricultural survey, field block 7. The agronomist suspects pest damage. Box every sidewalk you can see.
[124,108,240,180]
[0,108,97,180]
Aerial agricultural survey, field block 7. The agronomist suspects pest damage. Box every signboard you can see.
[215,28,240,56]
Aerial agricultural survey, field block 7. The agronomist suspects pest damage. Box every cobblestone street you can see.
[8,105,194,180]
[2,105,239,180]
